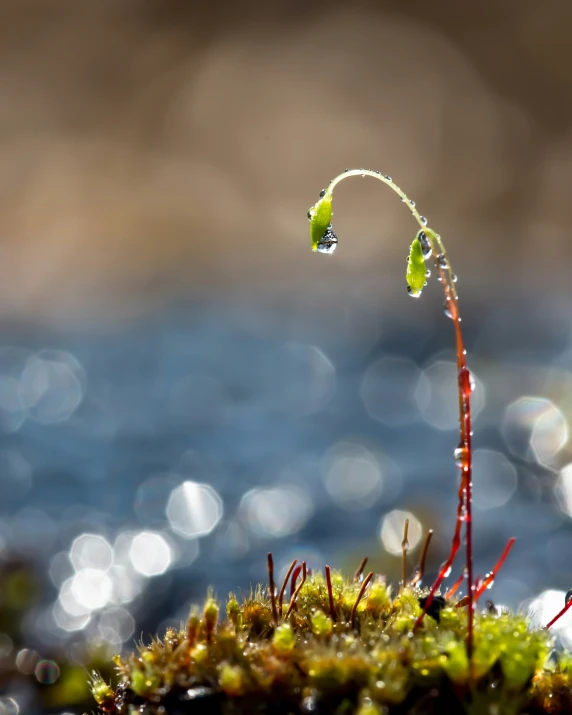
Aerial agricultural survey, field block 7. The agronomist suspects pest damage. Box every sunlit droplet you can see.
[316,225,338,255]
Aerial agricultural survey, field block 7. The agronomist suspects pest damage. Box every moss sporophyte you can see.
[91,171,572,714]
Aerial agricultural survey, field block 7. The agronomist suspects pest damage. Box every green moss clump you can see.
[90,570,570,715]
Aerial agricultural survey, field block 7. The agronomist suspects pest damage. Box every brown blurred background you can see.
[1,0,571,324]
[2,3,572,711]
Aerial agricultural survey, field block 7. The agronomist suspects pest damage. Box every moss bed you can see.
[90,565,572,715]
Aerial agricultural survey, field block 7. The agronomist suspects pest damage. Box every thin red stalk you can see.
[445,571,465,600]
[267,552,278,626]
[350,571,374,629]
[410,529,433,587]
[473,538,516,603]
[353,556,369,583]
[284,562,307,620]
[401,518,410,590]
[325,565,336,621]
[278,560,297,617]
[415,245,474,657]
[546,600,572,630]
[290,564,304,600]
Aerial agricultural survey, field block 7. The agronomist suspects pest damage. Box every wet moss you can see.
[90,569,570,715]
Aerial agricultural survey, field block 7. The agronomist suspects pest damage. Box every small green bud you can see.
[442,641,469,685]
[191,643,209,664]
[406,231,427,298]
[311,610,333,637]
[203,598,219,640]
[309,193,336,253]
[356,700,383,715]
[186,606,200,645]
[273,623,296,654]
[91,674,114,706]
[130,668,160,697]
[219,663,244,696]
[227,594,241,624]
[366,583,390,612]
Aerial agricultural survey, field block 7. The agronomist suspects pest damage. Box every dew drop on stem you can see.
[437,254,448,269]
[420,216,428,226]
[459,367,476,397]
[319,189,326,197]
[409,200,416,207]
[384,175,392,181]
[454,445,470,470]
[566,589,572,605]
[425,268,431,278]
[407,285,421,299]
[417,231,432,259]
[444,302,453,319]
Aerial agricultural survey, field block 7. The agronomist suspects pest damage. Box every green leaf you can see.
[309,194,333,252]
[406,232,426,297]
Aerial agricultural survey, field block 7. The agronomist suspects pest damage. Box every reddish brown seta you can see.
[414,248,475,658]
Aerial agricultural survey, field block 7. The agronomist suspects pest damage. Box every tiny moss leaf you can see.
[406,234,426,297]
[309,194,333,252]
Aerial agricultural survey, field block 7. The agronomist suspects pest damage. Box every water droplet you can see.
[565,588,572,605]
[307,210,312,220]
[420,216,428,226]
[459,367,476,397]
[417,231,432,259]
[400,196,406,202]
[442,563,452,578]
[425,268,431,278]
[344,168,350,173]
[384,175,392,181]
[316,225,338,255]
[407,285,421,299]
[319,189,326,198]
[452,273,458,283]
[454,445,470,469]
[409,199,416,207]
[444,302,453,319]
[437,254,448,269]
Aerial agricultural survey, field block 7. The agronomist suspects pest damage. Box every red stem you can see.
[473,538,516,603]
[415,249,474,657]
[445,571,466,600]
[546,599,572,630]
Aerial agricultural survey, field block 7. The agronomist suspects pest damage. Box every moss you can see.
[90,568,569,715]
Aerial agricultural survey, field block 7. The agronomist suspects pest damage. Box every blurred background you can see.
[2,0,572,711]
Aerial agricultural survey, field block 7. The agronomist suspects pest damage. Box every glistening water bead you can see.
[316,225,338,255]
[417,231,432,259]
[454,445,470,470]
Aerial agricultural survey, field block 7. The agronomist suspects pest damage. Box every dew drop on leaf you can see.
[316,225,338,255]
